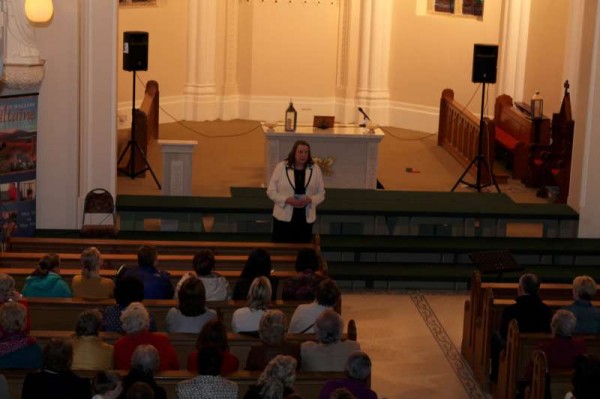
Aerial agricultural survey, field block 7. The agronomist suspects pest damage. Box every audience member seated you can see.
[177,344,238,399]
[0,301,41,369]
[246,309,300,371]
[301,309,360,372]
[289,278,340,334]
[175,249,231,301]
[233,248,279,301]
[120,246,174,300]
[114,302,179,371]
[92,371,123,399]
[565,354,600,399]
[232,276,272,334]
[71,247,115,299]
[120,345,166,399]
[22,253,71,298]
[72,309,114,370]
[282,248,326,301]
[562,275,600,334]
[166,278,217,333]
[187,319,239,375]
[103,276,158,333]
[319,352,377,399]
[490,273,552,382]
[126,382,156,399]
[329,388,356,399]
[21,338,91,399]
[0,272,30,333]
[244,355,298,399]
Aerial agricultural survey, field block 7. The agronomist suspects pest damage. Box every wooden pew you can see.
[25,298,312,332]
[0,368,345,399]
[494,320,600,399]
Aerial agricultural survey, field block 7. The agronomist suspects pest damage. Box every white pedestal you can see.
[158,140,198,196]
[264,124,384,189]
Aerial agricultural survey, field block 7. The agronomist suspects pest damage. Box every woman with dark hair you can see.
[187,319,239,375]
[72,309,114,370]
[267,140,325,243]
[71,247,115,299]
[166,278,217,333]
[282,248,326,301]
[0,301,42,369]
[21,338,91,399]
[22,253,71,297]
[103,276,158,332]
[233,248,279,301]
[175,249,231,301]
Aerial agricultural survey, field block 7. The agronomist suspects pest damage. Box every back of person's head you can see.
[259,309,287,346]
[131,344,160,374]
[114,276,145,307]
[519,273,540,295]
[257,355,297,398]
[43,338,73,372]
[75,308,103,337]
[329,388,356,399]
[294,248,320,273]
[248,276,272,310]
[0,273,15,302]
[196,344,223,376]
[92,371,122,398]
[315,309,343,344]
[192,249,216,276]
[126,382,155,399]
[120,302,150,334]
[178,277,207,317]
[32,253,60,277]
[345,351,372,381]
[80,247,101,279]
[572,354,600,399]
[316,278,341,307]
[0,301,27,333]
[573,275,597,301]
[551,309,577,337]
[241,248,272,279]
[197,319,229,352]
[137,246,157,268]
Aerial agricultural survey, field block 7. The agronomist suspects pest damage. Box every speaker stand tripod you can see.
[451,82,500,193]
[117,71,161,190]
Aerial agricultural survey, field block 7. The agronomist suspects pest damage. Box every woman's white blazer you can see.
[266,161,325,223]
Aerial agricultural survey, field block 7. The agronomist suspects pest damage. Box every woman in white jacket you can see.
[267,140,325,243]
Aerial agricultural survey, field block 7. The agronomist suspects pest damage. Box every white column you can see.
[355,0,392,124]
[184,0,218,121]
[221,0,239,120]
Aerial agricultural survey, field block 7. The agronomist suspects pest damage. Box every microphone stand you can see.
[358,107,371,127]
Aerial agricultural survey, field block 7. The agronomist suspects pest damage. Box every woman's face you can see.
[294,145,310,166]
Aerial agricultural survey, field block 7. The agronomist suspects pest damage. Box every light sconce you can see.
[25,0,54,23]
[531,91,543,119]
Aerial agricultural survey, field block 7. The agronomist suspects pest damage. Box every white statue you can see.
[3,0,41,65]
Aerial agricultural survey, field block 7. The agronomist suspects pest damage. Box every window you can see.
[434,0,483,17]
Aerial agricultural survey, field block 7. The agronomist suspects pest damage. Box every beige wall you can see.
[389,1,503,115]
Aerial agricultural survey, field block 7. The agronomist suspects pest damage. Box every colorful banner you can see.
[0,94,38,240]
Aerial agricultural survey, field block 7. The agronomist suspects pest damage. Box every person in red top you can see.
[187,319,239,375]
[113,302,179,371]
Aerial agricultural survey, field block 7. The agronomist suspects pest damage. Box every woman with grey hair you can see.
[121,345,167,399]
[244,355,298,399]
[301,309,360,371]
[246,310,300,371]
[562,275,600,333]
[71,247,115,299]
[232,276,272,334]
[113,302,179,371]
[318,352,377,399]
[72,309,114,370]
[0,301,41,369]
[0,272,30,333]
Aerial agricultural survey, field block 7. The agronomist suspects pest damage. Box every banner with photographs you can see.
[0,94,38,242]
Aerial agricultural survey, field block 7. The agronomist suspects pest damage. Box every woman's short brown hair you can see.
[178,278,207,317]
[43,338,73,372]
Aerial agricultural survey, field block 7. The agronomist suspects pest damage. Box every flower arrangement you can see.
[313,156,335,176]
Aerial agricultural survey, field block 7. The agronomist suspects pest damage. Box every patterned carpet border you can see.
[410,293,488,399]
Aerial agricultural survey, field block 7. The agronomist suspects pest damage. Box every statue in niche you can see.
[2,0,41,65]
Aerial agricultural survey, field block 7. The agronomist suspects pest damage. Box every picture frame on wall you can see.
[119,0,157,6]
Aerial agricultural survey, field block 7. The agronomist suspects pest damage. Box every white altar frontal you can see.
[264,124,385,189]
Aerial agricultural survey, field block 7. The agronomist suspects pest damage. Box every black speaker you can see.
[123,31,148,71]
[472,44,498,84]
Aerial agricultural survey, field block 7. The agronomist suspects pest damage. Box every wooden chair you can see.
[80,188,118,238]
